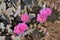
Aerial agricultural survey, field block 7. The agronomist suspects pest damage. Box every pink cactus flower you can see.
[37,14,47,24]
[21,13,29,23]
[46,8,52,16]
[14,23,28,35]
[14,26,21,34]
[39,9,48,17]
[39,8,52,17]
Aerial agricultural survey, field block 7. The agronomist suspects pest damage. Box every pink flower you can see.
[14,23,28,35]
[46,8,52,16]
[39,8,52,17]
[39,9,48,17]
[37,14,47,24]
[21,13,29,23]
[14,26,21,34]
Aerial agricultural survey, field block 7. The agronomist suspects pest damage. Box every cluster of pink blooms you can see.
[14,8,52,35]
[14,13,29,35]
[14,23,28,35]
[37,8,52,24]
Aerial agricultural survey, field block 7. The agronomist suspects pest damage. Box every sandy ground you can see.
[44,21,60,40]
